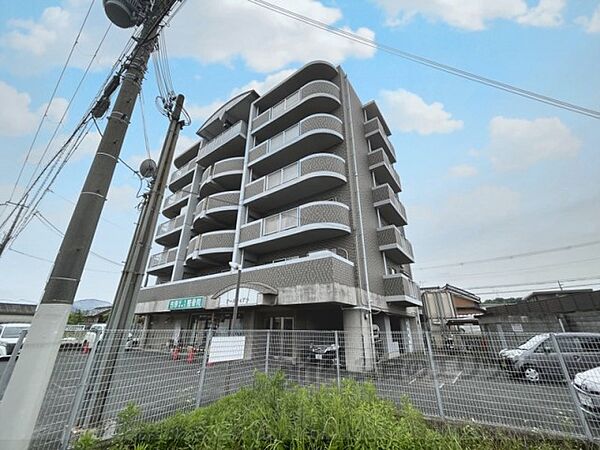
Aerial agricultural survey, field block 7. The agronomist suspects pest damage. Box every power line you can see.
[473,282,600,296]
[425,256,600,279]
[6,0,99,206]
[46,189,123,229]
[416,240,600,270]
[7,248,120,274]
[248,0,600,120]
[34,211,123,267]
[466,275,600,291]
[23,23,113,194]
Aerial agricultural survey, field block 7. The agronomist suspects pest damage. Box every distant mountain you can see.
[72,299,112,312]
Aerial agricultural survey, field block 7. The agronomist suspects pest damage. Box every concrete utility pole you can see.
[87,94,185,426]
[0,2,176,448]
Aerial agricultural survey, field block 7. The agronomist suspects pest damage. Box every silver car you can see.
[573,367,600,418]
[499,333,600,382]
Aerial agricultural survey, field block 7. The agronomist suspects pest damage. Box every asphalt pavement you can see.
[1,349,598,449]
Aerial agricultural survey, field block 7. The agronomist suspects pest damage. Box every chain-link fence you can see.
[2,328,600,448]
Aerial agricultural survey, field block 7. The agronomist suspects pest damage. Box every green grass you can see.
[82,372,586,450]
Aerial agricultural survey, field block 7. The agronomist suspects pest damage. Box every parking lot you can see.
[2,339,599,449]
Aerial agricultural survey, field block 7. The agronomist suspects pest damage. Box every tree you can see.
[67,311,86,325]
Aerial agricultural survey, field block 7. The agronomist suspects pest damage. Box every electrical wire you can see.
[416,240,600,270]
[46,188,123,229]
[34,211,123,267]
[471,282,600,296]
[5,0,99,207]
[7,248,120,274]
[139,89,153,160]
[465,275,600,291]
[247,0,600,120]
[23,23,113,196]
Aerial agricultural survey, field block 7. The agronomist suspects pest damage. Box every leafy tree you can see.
[67,311,86,325]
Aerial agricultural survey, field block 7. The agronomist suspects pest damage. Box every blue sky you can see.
[0,0,599,303]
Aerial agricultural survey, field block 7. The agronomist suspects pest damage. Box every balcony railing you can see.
[383,273,421,307]
[199,157,244,197]
[162,184,191,218]
[193,191,239,232]
[186,230,235,267]
[364,117,396,163]
[239,201,351,253]
[377,225,414,264]
[197,120,247,166]
[245,153,346,211]
[252,80,341,133]
[169,157,197,191]
[248,113,343,175]
[368,148,401,193]
[372,184,407,226]
[156,214,185,241]
[148,248,177,272]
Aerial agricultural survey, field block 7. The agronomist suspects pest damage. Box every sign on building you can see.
[218,288,260,308]
[168,296,205,310]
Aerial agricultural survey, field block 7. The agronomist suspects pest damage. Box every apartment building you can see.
[135,61,421,369]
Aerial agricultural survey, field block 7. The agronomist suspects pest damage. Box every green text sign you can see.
[168,296,205,310]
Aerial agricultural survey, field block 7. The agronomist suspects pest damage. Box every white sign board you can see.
[218,288,260,308]
[208,336,246,363]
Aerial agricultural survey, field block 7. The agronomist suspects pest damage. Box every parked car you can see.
[499,333,600,382]
[573,367,600,419]
[0,323,30,359]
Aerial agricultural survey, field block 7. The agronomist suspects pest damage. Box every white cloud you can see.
[379,88,463,135]
[372,0,565,30]
[167,0,375,73]
[106,184,139,212]
[0,81,38,136]
[232,69,297,96]
[487,116,581,171]
[517,0,564,27]
[0,80,70,137]
[448,164,478,178]
[187,68,297,125]
[0,0,131,74]
[576,5,600,33]
[27,130,100,166]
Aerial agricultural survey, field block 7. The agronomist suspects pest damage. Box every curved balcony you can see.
[185,230,235,268]
[372,184,407,227]
[197,120,248,167]
[155,214,185,246]
[174,140,201,168]
[368,148,401,193]
[248,113,343,176]
[147,248,177,277]
[239,201,351,253]
[162,185,191,218]
[252,80,341,140]
[168,157,197,193]
[364,117,396,163]
[383,273,421,307]
[193,191,240,233]
[245,154,347,213]
[199,157,244,198]
[377,225,414,264]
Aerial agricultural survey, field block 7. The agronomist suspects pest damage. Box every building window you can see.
[265,162,299,190]
[263,208,299,236]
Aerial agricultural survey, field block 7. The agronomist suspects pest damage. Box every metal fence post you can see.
[60,333,100,450]
[195,328,213,408]
[264,330,270,375]
[334,331,341,389]
[549,333,593,440]
[0,329,27,400]
[424,331,445,419]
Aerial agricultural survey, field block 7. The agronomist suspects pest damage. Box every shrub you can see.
[108,372,583,450]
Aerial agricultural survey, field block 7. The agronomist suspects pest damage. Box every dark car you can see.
[499,333,600,382]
